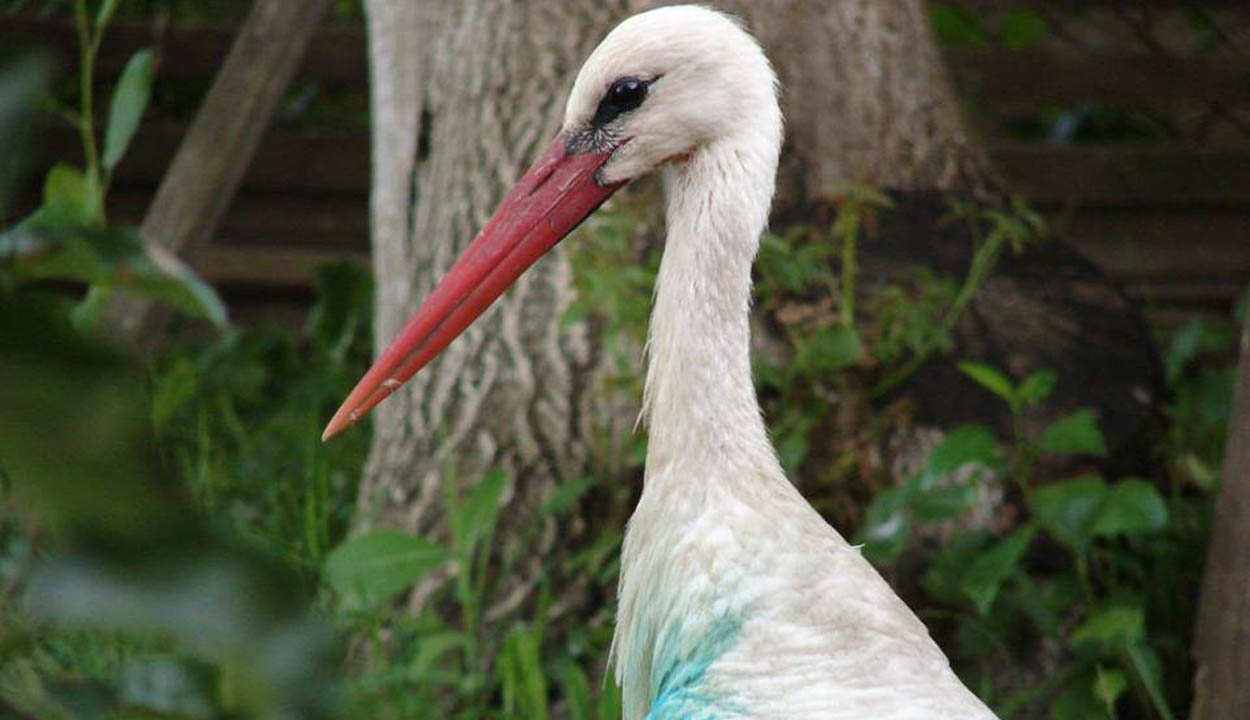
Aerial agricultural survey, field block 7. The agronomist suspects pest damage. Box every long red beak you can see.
[322,134,624,440]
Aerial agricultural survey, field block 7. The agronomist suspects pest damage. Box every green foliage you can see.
[101,47,152,170]
[324,528,448,609]
[865,349,1199,719]
[1,1,226,329]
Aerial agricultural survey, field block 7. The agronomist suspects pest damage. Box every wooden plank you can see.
[945,49,1250,110]
[191,245,367,287]
[1061,212,1250,281]
[97,0,335,343]
[33,124,1250,209]
[3,16,366,83]
[997,144,1250,209]
[6,16,1247,107]
[36,124,370,195]
[105,189,369,250]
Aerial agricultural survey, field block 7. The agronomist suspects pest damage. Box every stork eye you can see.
[592,77,649,127]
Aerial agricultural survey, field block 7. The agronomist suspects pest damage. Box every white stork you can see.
[324,6,999,719]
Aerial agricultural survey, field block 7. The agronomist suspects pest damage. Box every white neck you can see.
[642,132,781,484]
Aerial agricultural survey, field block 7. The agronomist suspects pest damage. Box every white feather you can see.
[561,7,999,719]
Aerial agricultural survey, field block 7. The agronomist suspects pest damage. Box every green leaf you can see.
[1092,666,1127,713]
[152,356,199,431]
[323,528,448,608]
[499,625,548,719]
[451,468,508,554]
[1039,409,1107,457]
[911,483,978,522]
[802,323,861,372]
[409,630,466,677]
[1090,478,1168,537]
[961,526,1034,614]
[1003,8,1047,50]
[557,661,593,720]
[103,48,153,170]
[931,3,989,47]
[1030,474,1108,551]
[120,243,230,328]
[95,0,124,30]
[859,487,911,564]
[542,475,594,516]
[958,361,1016,405]
[920,424,999,486]
[1165,316,1231,382]
[43,163,99,223]
[1069,604,1144,651]
[1125,641,1178,720]
[1018,370,1057,405]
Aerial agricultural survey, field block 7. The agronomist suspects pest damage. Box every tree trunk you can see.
[716,0,996,198]
[358,0,996,615]
[359,0,635,613]
[1191,319,1250,720]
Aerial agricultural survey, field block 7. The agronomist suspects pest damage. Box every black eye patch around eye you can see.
[591,76,649,127]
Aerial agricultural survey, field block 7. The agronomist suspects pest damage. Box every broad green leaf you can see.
[16,230,109,283]
[120,243,230,328]
[1090,479,1168,537]
[958,361,1016,405]
[1039,409,1107,457]
[920,424,999,486]
[323,528,448,607]
[1030,474,1107,551]
[961,526,1034,614]
[103,49,153,170]
[911,483,978,522]
[803,323,861,372]
[1018,370,1057,405]
[42,163,99,222]
[1069,604,1144,651]
[44,163,87,207]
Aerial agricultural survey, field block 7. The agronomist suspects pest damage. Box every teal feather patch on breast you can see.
[644,615,743,720]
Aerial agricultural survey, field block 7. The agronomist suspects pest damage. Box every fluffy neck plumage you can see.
[642,129,781,483]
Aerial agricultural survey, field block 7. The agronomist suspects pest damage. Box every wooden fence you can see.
[8,15,1249,320]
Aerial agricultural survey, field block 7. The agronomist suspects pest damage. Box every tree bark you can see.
[359,0,635,613]
[99,0,333,343]
[716,0,996,198]
[1191,319,1250,720]
[359,0,995,609]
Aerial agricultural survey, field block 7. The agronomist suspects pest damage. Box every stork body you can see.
[326,6,999,719]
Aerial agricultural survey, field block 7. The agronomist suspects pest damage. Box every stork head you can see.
[561,5,780,184]
[322,5,778,439]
